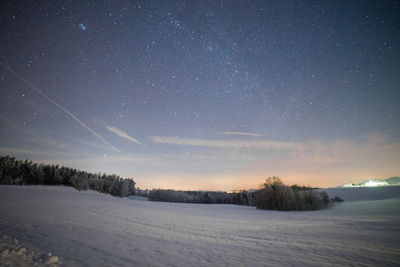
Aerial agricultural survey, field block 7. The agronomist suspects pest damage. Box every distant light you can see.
[364,180,388,187]
[342,183,353,188]
[342,180,388,188]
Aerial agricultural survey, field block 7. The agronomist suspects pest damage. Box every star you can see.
[78,23,87,31]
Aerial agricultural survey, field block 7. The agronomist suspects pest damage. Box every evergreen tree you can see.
[0,155,135,197]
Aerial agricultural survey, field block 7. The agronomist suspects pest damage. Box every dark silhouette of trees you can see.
[253,176,333,211]
[1,157,343,209]
[0,155,135,197]
[148,177,342,211]
[69,173,89,191]
[148,189,250,205]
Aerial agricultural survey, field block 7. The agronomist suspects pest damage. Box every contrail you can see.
[218,131,265,137]
[0,62,119,152]
[106,126,142,145]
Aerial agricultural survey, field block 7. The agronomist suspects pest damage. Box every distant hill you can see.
[385,177,400,185]
[341,176,400,188]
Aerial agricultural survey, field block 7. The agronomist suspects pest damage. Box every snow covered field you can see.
[0,185,399,266]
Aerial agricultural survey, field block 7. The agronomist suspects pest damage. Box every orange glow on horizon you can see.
[134,169,400,191]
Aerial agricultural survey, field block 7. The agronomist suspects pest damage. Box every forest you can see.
[0,156,135,197]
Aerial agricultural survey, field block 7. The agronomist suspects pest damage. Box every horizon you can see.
[1,154,399,191]
[1,1,400,191]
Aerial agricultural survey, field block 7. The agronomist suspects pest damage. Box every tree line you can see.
[148,189,250,205]
[148,176,343,211]
[0,155,343,210]
[0,156,135,197]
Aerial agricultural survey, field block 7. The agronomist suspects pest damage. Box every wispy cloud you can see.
[148,136,302,150]
[0,62,119,152]
[107,126,141,145]
[218,131,265,137]
[4,133,397,190]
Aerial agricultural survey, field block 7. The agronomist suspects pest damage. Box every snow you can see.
[323,185,400,201]
[0,234,60,266]
[0,185,399,266]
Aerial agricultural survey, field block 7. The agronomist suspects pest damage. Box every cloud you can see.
[148,136,302,150]
[107,126,141,145]
[0,62,119,152]
[148,134,400,169]
[218,131,265,137]
[6,133,397,190]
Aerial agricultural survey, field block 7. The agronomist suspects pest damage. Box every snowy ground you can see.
[0,234,60,266]
[0,185,399,266]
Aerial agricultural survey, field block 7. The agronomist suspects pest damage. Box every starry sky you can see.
[1,0,399,190]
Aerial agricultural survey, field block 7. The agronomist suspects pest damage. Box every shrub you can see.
[254,177,332,211]
[69,174,89,191]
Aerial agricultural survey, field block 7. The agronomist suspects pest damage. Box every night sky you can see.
[1,1,399,190]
